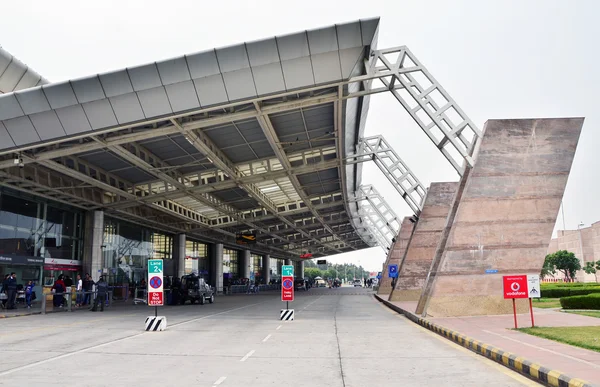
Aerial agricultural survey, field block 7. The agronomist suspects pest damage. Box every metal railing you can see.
[40,290,113,314]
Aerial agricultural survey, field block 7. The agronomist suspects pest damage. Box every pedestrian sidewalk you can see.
[377,295,600,386]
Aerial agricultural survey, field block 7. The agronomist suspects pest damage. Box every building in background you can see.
[547,222,600,282]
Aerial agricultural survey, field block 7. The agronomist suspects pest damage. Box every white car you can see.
[353,280,363,287]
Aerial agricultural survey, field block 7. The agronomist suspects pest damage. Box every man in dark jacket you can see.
[91,276,108,312]
[1,274,9,308]
[6,273,17,309]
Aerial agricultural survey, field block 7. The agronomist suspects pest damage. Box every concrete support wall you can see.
[418,118,584,317]
[241,250,251,279]
[210,243,223,293]
[389,183,458,302]
[83,211,104,281]
[298,260,305,279]
[377,217,415,295]
[175,234,186,278]
[263,254,271,284]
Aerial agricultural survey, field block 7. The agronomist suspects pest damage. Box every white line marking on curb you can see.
[240,350,255,362]
[276,325,282,330]
[482,329,600,369]
[262,334,271,342]
[212,376,227,386]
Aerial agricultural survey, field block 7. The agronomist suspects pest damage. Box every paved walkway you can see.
[381,297,600,385]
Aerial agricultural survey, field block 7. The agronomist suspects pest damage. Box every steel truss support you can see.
[349,185,401,251]
[352,46,482,175]
[347,135,426,214]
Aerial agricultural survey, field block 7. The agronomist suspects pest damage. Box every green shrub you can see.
[542,286,600,298]
[560,293,600,310]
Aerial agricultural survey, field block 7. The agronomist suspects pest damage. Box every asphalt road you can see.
[0,287,539,386]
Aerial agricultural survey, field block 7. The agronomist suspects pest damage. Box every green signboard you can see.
[148,259,163,274]
[282,265,294,277]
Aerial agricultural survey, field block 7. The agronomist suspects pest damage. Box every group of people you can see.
[1,273,36,309]
[51,273,108,312]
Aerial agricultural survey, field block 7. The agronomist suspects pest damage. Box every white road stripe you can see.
[240,350,255,362]
[262,334,272,342]
[212,376,227,386]
[276,325,282,330]
[0,302,266,378]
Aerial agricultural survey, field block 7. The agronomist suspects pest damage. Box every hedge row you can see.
[542,287,600,298]
[541,282,600,288]
[559,293,600,310]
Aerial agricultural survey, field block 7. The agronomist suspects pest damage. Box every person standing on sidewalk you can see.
[75,274,83,307]
[6,273,17,309]
[91,276,108,312]
[82,273,92,306]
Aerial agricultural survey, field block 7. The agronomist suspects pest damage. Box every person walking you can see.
[75,274,83,307]
[25,280,35,308]
[6,273,17,309]
[91,276,108,312]
[82,274,92,306]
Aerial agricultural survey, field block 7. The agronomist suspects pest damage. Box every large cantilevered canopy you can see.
[0,17,481,259]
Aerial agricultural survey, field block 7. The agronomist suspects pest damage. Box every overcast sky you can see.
[2,0,598,272]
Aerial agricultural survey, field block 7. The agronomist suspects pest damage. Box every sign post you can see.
[527,274,541,327]
[148,259,164,315]
[503,274,539,329]
[388,264,399,278]
[281,265,294,321]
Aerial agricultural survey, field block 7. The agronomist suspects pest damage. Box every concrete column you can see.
[389,182,458,303]
[262,254,271,284]
[83,211,104,281]
[377,217,415,296]
[417,118,584,317]
[175,234,186,278]
[298,260,305,278]
[284,259,292,266]
[210,243,223,293]
[241,250,251,279]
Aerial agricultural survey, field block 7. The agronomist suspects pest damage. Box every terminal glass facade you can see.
[185,240,208,276]
[102,217,173,285]
[251,254,262,283]
[223,248,239,284]
[0,189,84,294]
[269,258,280,281]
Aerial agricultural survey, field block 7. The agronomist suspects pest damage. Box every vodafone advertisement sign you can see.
[502,275,529,299]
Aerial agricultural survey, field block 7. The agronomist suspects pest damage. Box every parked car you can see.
[294,278,307,291]
[178,274,215,305]
[353,279,363,287]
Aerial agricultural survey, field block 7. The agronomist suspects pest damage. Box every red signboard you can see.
[300,253,313,259]
[503,275,528,299]
[148,291,163,306]
[281,276,294,302]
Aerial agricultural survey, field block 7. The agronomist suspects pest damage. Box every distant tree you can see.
[546,250,581,281]
[304,259,317,268]
[583,260,600,274]
[304,267,322,280]
[540,254,556,280]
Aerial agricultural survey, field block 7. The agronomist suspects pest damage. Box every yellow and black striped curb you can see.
[374,294,595,387]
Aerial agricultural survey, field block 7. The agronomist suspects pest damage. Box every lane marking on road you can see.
[0,303,265,377]
[276,325,282,330]
[240,350,255,362]
[262,334,271,343]
[482,329,600,369]
[212,376,226,386]
[301,295,324,311]
[375,302,538,386]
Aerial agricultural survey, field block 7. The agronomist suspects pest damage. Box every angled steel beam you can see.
[254,105,354,251]
[170,118,345,254]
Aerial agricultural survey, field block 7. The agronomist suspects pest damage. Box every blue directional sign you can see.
[485,269,498,274]
[377,272,382,279]
[388,264,399,278]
